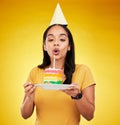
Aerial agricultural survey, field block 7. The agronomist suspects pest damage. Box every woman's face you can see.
[44,25,70,60]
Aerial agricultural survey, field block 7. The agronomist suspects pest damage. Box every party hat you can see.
[50,3,68,26]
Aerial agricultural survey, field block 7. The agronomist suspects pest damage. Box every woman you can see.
[21,24,95,125]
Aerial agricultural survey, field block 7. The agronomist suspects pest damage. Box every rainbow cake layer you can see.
[44,68,63,84]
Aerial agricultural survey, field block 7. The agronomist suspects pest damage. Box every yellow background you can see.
[0,0,120,125]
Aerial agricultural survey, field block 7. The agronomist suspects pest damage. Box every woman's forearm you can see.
[21,95,35,119]
[75,95,95,121]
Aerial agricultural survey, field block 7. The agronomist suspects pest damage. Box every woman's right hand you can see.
[24,82,36,99]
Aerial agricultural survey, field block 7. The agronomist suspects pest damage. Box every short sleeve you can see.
[26,67,39,84]
[26,67,44,84]
[26,68,35,83]
[81,65,95,89]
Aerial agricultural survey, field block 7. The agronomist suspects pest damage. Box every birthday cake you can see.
[44,68,63,84]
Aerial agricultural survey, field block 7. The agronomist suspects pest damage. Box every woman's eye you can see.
[48,39,54,42]
[60,39,66,42]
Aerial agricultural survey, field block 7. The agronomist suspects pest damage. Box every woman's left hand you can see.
[61,83,81,97]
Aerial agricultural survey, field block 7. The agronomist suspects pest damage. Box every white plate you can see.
[34,84,76,90]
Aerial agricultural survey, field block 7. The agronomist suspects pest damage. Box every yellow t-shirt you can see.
[27,64,95,125]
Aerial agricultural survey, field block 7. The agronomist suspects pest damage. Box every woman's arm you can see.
[21,83,36,119]
[62,84,95,121]
[74,85,95,121]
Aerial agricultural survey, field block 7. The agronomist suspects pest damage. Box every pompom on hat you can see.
[50,3,68,26]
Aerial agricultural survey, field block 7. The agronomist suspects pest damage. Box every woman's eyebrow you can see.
[47,34,54,37]
[60,33,68,37]
[47,33,68,37]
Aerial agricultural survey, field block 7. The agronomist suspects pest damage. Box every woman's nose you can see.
[54,41,59,46]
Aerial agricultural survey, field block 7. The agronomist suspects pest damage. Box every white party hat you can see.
[50,3,68,26]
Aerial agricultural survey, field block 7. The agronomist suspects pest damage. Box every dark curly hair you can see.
[38,24,75,84]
